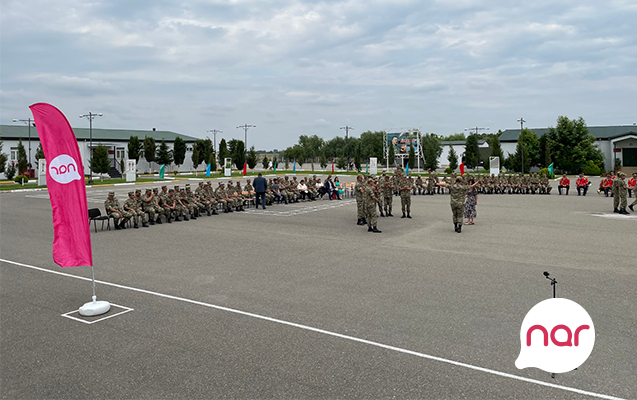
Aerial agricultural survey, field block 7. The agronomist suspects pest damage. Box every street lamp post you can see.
[12,118,34,173]
[236,124,255,165]
[207,129,222,154]
[340,126,353,171]
[518,117,526,174]
[80,112,103,184]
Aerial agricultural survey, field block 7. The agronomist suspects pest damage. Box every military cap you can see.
[135,189,141,193]
[174,185,180,189]
[357,175,363,179]
[161,185,167,189]
[185,184,190,187]
[618,171,626,177]
[169,189,174,193]
[108,191,115,196]
[128,191,134,196]
[206,181,212,185]
[153,188,159,191]
[198,181,204,185]
[186,186,191,190]
[145,188,151,192]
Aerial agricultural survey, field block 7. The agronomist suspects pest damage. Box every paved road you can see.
[1,181,635,399]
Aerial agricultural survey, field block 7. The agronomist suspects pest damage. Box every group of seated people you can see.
[102,175,348,230]
[410,173,555,195]
[598,171,637,197]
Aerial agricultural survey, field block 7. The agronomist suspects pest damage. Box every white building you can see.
[498,125,637,174]
[0,124,199,179]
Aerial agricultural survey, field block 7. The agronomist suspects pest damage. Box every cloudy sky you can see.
[1,0,636,150]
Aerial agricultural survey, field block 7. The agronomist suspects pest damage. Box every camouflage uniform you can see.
[399,176,412,217]
[195,183,212,215]
[540,175,552,194]
[363,182,381,232]
[142,189,164,224]
[354,176,366,225]
[104,193,132,229]
[173,186,189,220]
[124,192,147,227]
[381,176,393,216]
[165,190,182,220]
[447,181,472,232]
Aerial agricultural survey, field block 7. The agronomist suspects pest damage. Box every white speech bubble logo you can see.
[48,154,81,184]
[515,298,594,373]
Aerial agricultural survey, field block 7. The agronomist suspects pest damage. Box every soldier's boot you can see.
[379,211,385,217]
[156,217,162,224]
[357,219,363,225]
[114,221,122,230]
[407,212,411,219]
[207,210,212,216]
[401,212,406,218]
[183,214,189,221]
[454,223,458,232]
[368,226,373,232]
[134,222,139,229]
[362,218,367,224]
[457,224,462,233]
[372,226,382,233]
[388,212,393,217]
[142,222,149,228]
[619,208,629,215]
[613,208,620,213]
[149,218,155,225]
[629,205,634,211]
[212,209,219,215]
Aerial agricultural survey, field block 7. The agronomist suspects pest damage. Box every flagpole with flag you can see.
[331,160,334,174]
[206,163,211,177]
[273,160,277,173]
[460,162,465,176]
[405,162,409,175]
[29,103,110,317]
[548,162,554,178]
[242,162,247,176]
[159,164,165,179]
[293,161,296,173]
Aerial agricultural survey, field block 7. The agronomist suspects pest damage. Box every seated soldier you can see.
[104,191,132,230]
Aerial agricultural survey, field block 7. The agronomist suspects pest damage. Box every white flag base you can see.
[78,296,111,317]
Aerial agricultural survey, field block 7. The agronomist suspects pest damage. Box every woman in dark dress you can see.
[464,178,477,225]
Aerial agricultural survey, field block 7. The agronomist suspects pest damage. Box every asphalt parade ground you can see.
[1,177,635,399]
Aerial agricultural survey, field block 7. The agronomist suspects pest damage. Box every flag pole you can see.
[78,266,110,316]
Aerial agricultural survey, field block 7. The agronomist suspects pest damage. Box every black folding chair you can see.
[88,208,111,232]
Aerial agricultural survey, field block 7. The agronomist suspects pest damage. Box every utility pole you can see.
[518,118,526,174]
[340,126,353,171]
[236,124,255,163]
[12,118,34,173]
[80,112,103,184]
[207,129,222,154]
[464,126,489,135]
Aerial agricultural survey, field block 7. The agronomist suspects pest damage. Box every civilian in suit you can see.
[253,173,268,209]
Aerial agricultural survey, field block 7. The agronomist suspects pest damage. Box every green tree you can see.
[354,142,362,172]
[128,136,142,163]
[447,146,459,171]
[319,151,327,169]
[173,137,186,168]
[547,116,603,174]
[218,139,229,166]
[441,132,466,141]
[191,144,201,171]
[336,156,347,170]
[17,139,27,175]
[208,152,217,172]
[299,134,325,170]
[156,139,173,166]
[511,133,530,173]
[464,134,479,169]
[388,140,395,166]
[247,146,258,169]
[34,143,45,164]
[262,154,269,169]
[422,133,442,170]
[0,141,7,173]
[143,136,156,166]
[5,162,16,180]
[228,139,246,169]
[489,133,504,170]
[408,143,416,171]
[91,144,110,181]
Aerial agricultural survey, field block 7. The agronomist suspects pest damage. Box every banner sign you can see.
[387,131,418,157]
[29,103,92,267]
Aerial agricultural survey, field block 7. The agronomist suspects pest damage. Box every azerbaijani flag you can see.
[29,103,92,267]
[548,162,554,177]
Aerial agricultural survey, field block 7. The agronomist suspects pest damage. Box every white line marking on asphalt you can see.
[0,258,626,400]
[61,303,134,324]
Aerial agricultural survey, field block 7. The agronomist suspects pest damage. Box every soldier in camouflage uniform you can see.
[364,179,382,233]
[180,186,197,219]
[157,186,172,221]
[133,189,151,226]
[152,188,169,223]
[355,175,366,225]
[205,182,219,214]
[104,191,132,230]
[124,191,148,228]
[614,171,630,214]
[381,174,394,217]
[142,188,163,225]
[164,189,182,221]
[173,186,189,220]
[215,183,233,213]
[186,185,204,217]
[426,169,435,195]
[375,177,385,217]
[399,175,413,218]
[540,174,552,194]
[195,182,212,216]
[437,177,481,233]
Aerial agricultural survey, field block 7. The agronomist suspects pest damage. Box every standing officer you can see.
[399,175,412,218]
[381,174,393,217]
[436,177,481,233]
[615,172,630,214]
[364,179,381,233]
[355,175,366,225]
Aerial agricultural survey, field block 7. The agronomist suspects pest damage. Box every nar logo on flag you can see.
[49,154,82,184]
